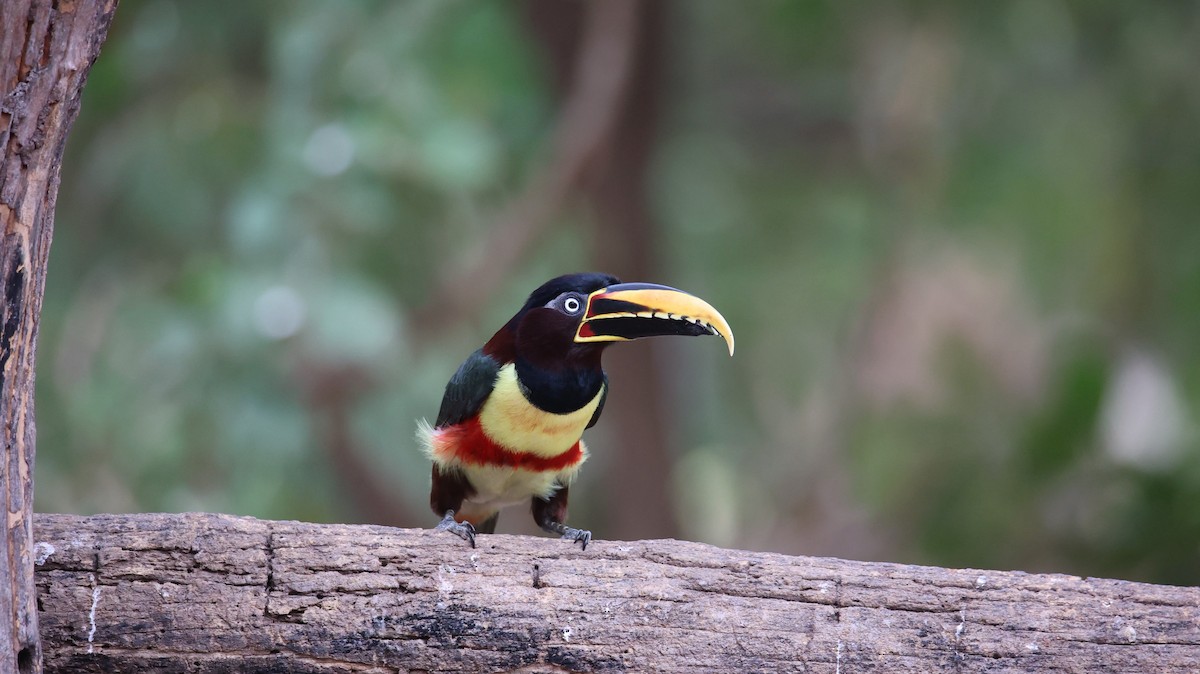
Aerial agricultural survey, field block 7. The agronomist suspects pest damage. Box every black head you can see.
[482,272,735,413]
[484,273,620,367]
[484,271,734,364]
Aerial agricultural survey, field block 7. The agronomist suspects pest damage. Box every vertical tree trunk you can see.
[524,0,679,540]
[0,1,118,671]
[581,0,676,540]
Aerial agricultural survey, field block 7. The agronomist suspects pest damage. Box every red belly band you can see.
[433,417,584,472]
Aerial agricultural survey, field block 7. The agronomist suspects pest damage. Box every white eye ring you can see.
[564,297,582,314]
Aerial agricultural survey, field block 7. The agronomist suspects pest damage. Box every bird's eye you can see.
[563,296,582,314]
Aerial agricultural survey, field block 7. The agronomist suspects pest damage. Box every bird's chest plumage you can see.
[423,363,602,506]
[477,364,600,458]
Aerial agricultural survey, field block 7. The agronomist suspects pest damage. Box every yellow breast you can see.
[477,364,603,458]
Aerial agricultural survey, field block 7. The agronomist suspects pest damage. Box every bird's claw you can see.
[436,511,476,548]
[560,526,592,551]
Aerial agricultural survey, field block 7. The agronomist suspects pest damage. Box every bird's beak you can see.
[574,283,735,356]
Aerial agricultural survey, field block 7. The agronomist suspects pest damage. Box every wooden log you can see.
[31,512,1200,673]
[0,2,119,672]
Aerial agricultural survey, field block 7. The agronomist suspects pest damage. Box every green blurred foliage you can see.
[37,0,1200,585]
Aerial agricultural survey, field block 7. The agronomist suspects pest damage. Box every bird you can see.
[419,272,734,550]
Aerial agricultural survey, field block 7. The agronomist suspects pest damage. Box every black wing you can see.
[436,349,502,428]
[586,372,608,429]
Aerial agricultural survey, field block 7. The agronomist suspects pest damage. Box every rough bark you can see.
[32,513,1200,673]
[0,2,118,672]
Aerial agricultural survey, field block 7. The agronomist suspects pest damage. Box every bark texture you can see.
[1,2,118,672]
[33,513,1200,673]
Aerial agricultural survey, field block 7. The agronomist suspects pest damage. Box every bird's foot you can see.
[435,511,476,548]
[545,521,591,550]
[561,526,592,550]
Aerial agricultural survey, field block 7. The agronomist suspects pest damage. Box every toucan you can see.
[420,272,734,549]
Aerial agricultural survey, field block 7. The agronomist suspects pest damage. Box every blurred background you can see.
[37,0,1200,586]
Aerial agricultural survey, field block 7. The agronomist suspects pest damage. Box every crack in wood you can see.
[263,526,275,616]
[0,237,25,390]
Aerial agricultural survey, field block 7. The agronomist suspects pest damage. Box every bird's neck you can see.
[483,317,606,414]
[513,358,604,414]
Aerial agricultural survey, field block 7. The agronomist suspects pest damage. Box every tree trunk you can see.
[33,513,1200,673]
[581,0,679,541]
[0,2,118,672]
[524,0,680,541]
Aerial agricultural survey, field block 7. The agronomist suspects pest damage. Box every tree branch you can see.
[34,513,1200,673]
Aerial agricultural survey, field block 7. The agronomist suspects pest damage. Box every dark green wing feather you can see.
[436,349,502,428]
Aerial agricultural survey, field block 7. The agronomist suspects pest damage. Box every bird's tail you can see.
[415,418,437,459]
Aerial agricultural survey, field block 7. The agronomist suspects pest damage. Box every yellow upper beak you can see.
[574,283,735,356]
